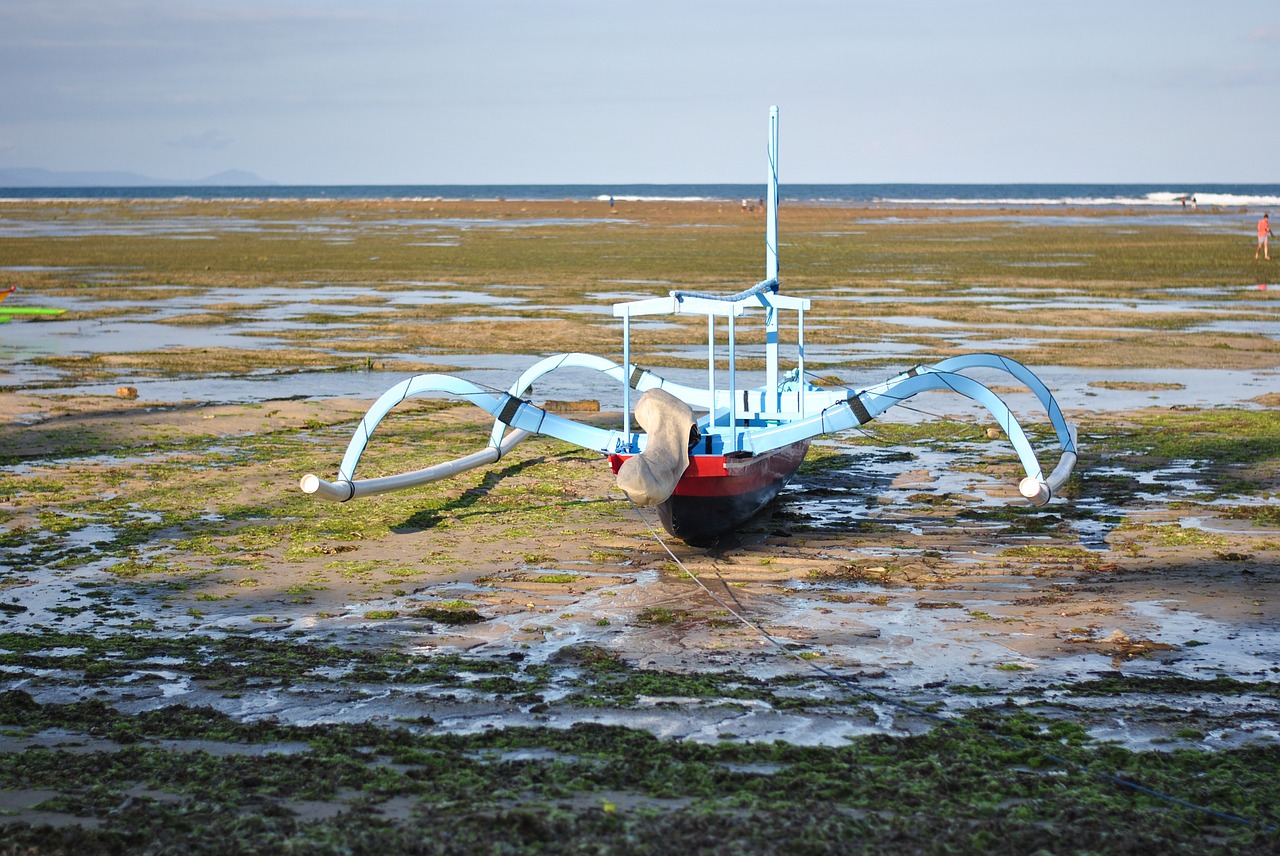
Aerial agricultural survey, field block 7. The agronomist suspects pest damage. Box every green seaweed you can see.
[0,692,1275,853]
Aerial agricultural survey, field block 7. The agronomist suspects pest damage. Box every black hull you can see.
[656,440,810,546]
[657,483,788,546]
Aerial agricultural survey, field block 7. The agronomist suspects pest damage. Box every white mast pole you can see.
[766,105,779,282]
[764,106,780,413]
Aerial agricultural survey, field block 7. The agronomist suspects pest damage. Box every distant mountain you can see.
[0,167,275,187]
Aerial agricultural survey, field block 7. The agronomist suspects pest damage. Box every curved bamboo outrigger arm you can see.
[861,353,1075,452]
[743,367,1077,506]
[921,354,1078,502]
[868,367,1077,505]
[854,352,1079,503]
[485,352,715,449]
[301,373,629,503]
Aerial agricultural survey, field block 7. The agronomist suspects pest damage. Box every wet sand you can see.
[2,389,1277,745]
[2,200,1279,846]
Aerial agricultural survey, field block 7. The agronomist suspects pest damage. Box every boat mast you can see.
[766,105,779,282]
[764,106,780,412]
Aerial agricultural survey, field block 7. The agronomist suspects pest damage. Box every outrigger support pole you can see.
[300,372,626,503]
[301,428,531,502]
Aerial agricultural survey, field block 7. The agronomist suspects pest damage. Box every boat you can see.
[302,107,1078,546]
[0,286,66,321]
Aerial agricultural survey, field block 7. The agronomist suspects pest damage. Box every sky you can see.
[2,0,1278,185]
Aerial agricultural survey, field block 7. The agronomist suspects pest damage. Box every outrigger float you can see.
[302,108,1078,546]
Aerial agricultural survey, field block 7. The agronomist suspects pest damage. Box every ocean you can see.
[4,183,1280,208]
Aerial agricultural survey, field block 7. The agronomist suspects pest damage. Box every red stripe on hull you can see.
[610,439,811,544]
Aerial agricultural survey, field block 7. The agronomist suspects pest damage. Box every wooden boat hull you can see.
[611,439,811,545]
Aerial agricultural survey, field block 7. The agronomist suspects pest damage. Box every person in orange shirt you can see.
[1257,213,1274,260]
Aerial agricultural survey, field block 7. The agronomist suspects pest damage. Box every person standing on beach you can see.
[1257,213,1274,260]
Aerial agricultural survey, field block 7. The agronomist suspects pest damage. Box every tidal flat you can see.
[1,199,1279,852]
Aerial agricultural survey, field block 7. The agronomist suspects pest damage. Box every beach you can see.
[2,198,1278,850]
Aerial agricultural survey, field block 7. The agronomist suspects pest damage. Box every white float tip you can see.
[300,474,354,501]
[1019,477,1050,506]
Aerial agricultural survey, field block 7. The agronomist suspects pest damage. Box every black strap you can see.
[498,394,523,426]
[847,392,872,425]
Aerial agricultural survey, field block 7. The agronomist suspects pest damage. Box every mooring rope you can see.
[625,498,1276,833]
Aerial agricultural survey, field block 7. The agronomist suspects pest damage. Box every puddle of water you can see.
[1178,515,1280,535]
[391,292,517,306]
[62,524,117,548]
[1127,600,1280,676]
[1015,366,1278,411]
[877,316,959,328]
[16,367,452,404]
[0,215,623,241]
[43,284,526,319]
[1190,319,1280,336]
[828,292,1000,305]
[1,318,278,362]
[861,213,1262,235]
[829,284,1276,320]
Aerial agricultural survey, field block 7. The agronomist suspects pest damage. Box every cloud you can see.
[167,129,231,150]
